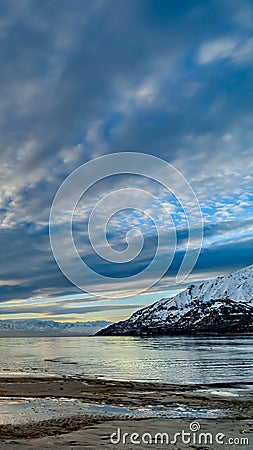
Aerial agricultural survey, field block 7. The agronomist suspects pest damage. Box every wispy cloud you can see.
[0,0,252,319]
[197,38,238,64]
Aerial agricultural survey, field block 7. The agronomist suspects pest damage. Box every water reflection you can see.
[0,336,252,384]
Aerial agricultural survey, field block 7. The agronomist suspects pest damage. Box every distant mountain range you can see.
[97,265,253,336]
[0,319,112,337]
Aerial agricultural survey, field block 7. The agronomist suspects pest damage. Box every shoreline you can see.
[0,376,252,444]
[0,376,252,408]
[0,332,252,338]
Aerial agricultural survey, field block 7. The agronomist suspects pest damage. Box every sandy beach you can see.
[0,376,252,448]
[1,418,252,449]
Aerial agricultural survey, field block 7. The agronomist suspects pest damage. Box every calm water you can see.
[0,335,252,385]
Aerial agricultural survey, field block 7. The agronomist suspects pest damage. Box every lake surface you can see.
[0,335,252,385]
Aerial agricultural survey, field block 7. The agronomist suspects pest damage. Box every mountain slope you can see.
[0,319,112,337]
[97,265,253,336]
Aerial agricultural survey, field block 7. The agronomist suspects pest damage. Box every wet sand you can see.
[0,377,252,448]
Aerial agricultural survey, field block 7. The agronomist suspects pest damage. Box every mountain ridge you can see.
[97,265,253,336]
[0,319,112,337]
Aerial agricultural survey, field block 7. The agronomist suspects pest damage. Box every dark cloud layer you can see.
[0,0,252,318]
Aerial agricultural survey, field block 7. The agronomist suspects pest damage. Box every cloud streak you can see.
[0,0,252,319]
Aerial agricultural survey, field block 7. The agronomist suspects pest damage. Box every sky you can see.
[0,0,253,322]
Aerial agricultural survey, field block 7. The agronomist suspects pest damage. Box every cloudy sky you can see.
[0,0,253,322]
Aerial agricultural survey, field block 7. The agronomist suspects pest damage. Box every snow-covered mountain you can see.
[0,319,112,337]
[97,265,253,336]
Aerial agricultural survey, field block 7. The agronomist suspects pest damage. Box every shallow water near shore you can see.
[0,335,252,384]
[0,396,226,425]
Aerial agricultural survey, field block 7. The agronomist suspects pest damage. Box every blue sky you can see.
[0,0,252,322]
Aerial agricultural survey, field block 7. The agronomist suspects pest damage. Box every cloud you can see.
[233,38,253,64]
[0,0,252,316]
[196,38,238,64]
[0,303,143,316]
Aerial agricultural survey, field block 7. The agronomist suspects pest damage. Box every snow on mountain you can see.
[97,265,253,336]
[0,319,112,336]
